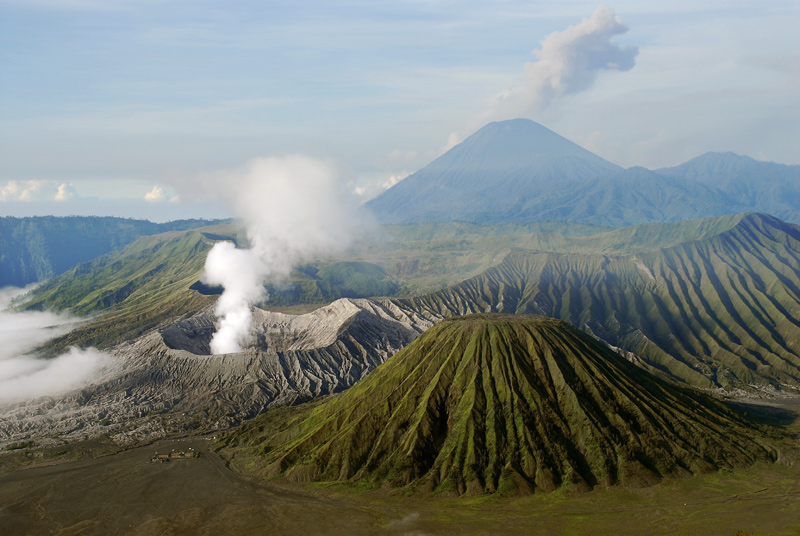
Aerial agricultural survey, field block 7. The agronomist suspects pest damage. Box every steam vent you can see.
[226,315,775,495]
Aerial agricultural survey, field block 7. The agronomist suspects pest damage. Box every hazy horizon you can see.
[2,1,798,220]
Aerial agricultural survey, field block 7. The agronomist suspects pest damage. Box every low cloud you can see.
[1,180,81,202]
[439,132,461,155]
[0,180,45,202]
[381,171,409,189]
[351,171,410,199]
[0,287,114,404]
[54,183,77,201]
[0,347,111,402]
[144,185,166,202]
[490,5,638,119]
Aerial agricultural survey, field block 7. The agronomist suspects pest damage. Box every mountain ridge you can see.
[658,152,800,223]
[0,216,227,288]
[393,212,800,391]
[366,119,799,226]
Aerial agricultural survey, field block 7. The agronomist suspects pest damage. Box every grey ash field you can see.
[1,430,800,536]
[2,120,800,535]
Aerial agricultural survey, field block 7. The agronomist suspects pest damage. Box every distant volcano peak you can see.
[365,118,621,224]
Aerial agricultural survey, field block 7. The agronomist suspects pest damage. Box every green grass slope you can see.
[0,215,223,288]
[223,315,777,495]
[395,213,800,391]
[19,225,401,349]
[21,225,244,351]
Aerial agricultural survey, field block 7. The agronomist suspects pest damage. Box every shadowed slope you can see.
[224,315,776,496]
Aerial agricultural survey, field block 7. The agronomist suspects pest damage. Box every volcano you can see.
[365,118,622,224]
[224,314,775,495]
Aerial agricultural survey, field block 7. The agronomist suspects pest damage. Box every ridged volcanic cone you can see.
[227,315,776,495]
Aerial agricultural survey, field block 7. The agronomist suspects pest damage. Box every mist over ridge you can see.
[0,286,114,404]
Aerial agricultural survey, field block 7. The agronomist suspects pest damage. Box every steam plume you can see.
[202,155,359,354]
[491,5,638,118]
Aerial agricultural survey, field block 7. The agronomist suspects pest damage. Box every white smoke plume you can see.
[0,287,114,403]
[491,5,638,119]
[201,155,361,354]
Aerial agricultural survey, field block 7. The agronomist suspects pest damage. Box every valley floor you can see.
[1,432,799,536]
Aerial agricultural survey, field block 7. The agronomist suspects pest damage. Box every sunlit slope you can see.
[355,214,747,295]
[0,216,223,287]
[395,213,800,390]
[20,226,238,350]
[224,315,776,495]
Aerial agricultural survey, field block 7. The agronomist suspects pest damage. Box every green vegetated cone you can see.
[231,314,777,496]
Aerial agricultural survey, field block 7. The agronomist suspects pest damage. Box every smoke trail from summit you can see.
[201,155,359,354]
[490,5,638,119]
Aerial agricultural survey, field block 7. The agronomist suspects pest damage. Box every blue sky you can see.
[1,0,798,221]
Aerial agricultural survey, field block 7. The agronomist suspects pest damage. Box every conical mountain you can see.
[224,315,775,495]
[365,119,622,224]
[364,119,769,227]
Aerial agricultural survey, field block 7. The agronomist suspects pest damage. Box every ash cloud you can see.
[201,155,362,354]
[0,287,114,404]
[491,5,638,118]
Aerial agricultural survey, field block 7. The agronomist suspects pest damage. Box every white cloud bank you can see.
[490,5,638,119]
[54,183,77,201]
[351,171,410,199]
[201,155,362,354]
[144,185,166,202]
[0,347,110,402]
[0,287,114,404]
[1,180,79,202]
